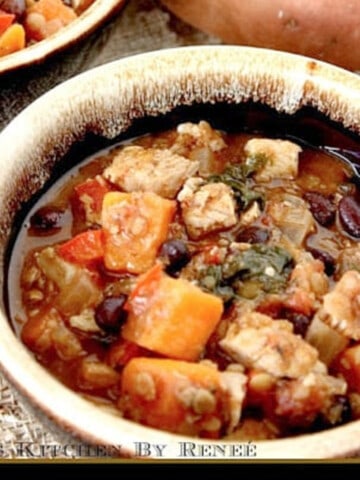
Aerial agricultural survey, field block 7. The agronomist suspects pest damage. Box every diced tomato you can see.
[57,229,104,267]
[72,177,112,224]
[332,344,360,393]
[257,296,284,318]
[125,263,163,311]
[203,245,223,265]
[0,11,15,37]
[283,288,314,317]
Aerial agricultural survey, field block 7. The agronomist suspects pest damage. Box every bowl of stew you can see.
[0,0,126,75]
[1,46,360,459]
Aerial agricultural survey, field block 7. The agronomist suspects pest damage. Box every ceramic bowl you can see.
[0,46,360,460]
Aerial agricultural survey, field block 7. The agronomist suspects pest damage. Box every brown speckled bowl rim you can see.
[0,46,360,459]
[0,0,126,76]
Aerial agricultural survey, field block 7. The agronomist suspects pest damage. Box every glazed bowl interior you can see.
[1,46,360,459]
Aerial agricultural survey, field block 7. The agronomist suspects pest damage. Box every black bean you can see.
[303,191,336,227]
[333,395,352,425]
[283,311,312,337]
[159,239,191,276]
[338,196,360,238]
[235,226,270,244]
[306,246,336,276]
[29,205,64,232]
[0,0,26,18]
[312,395,352,431]
[94,295,128,332]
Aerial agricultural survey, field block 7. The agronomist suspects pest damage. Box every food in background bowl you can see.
[0,0,125,74]
[11,111,360,440]
[0,0,95,57]
[1,47,360,458]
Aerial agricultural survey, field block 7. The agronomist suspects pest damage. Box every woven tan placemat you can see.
[0,0,220,459]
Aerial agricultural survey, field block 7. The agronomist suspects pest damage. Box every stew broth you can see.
[7,105,360,440]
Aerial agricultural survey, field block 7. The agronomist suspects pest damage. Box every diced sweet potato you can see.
[119,357,226,437]
[101,191,176,274]
[0,23,25,57]
[122,264,223,361]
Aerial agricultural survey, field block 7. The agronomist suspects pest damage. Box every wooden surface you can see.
[0,0,220,459]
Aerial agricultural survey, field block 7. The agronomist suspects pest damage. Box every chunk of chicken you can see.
[290,255,329,300]
[177,178,237,239]
[235,311,292,331]
[320,270,360,339]
[220,312,318,378]
[220,370,247,434]
[103,146,199,199]
[244,138,302,182]
[171,121,226,175]
[284,255,329,315]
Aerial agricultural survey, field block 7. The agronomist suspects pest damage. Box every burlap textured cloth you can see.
[0,0,220,459]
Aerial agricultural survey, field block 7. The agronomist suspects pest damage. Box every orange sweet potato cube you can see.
[120,357,224,437]
[122,264,223,361]
[101,191,176,274]
[0,24,25,57]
